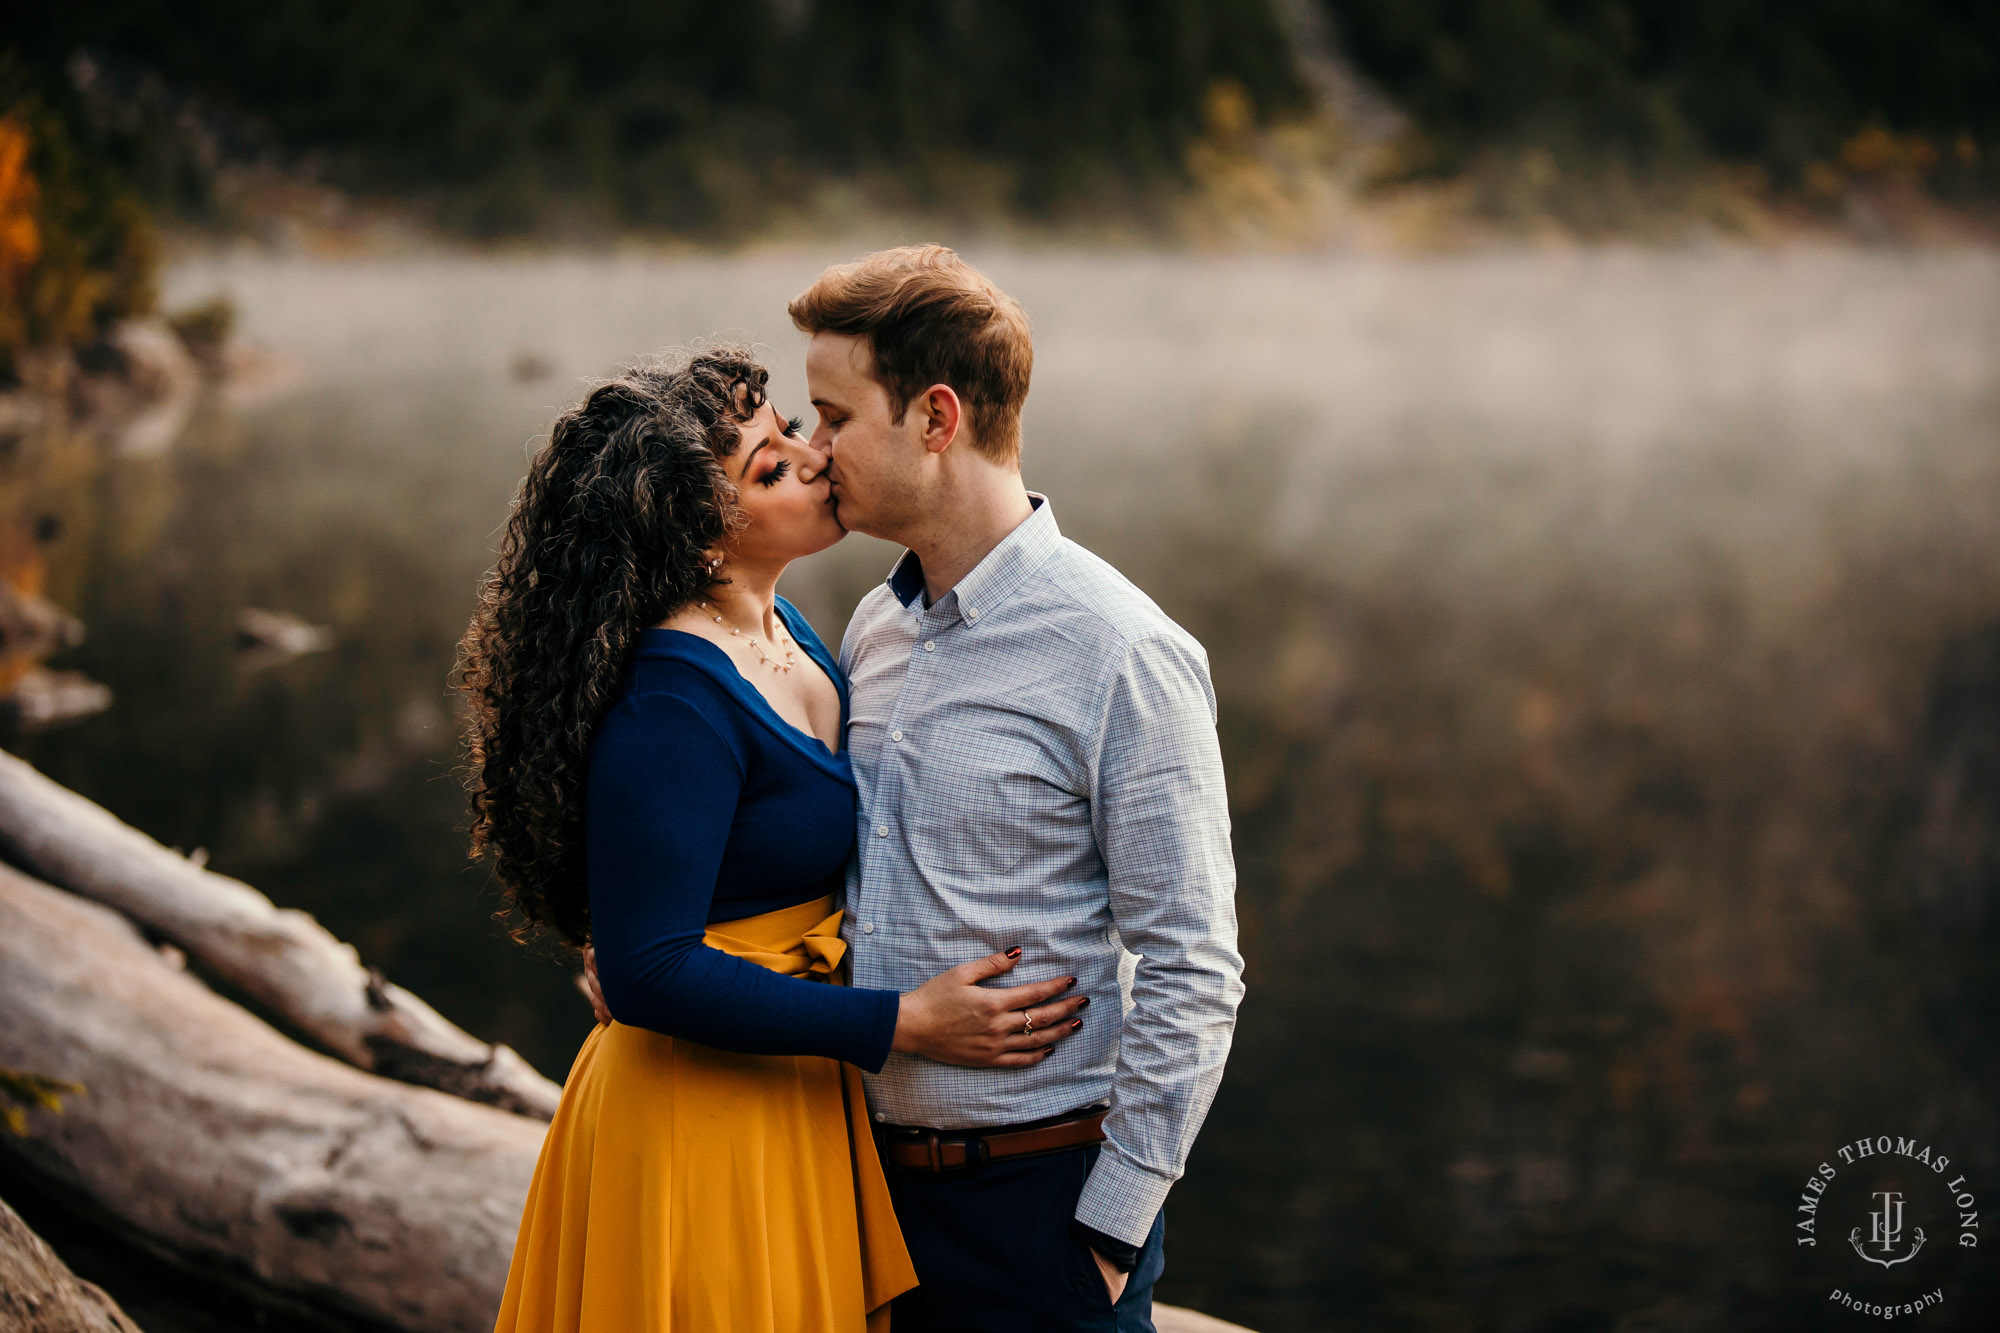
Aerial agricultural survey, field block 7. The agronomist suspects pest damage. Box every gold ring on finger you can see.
[1022,1013,1034,1036]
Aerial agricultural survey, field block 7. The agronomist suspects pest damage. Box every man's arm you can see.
[1075,631,1245,1250]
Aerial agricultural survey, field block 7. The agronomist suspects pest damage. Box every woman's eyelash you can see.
[785,415,804,436]
[759,459,792,488]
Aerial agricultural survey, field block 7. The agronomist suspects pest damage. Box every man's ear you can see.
[918,384,963,456]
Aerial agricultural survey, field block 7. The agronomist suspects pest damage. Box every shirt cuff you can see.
[1073,1140,1173,1248]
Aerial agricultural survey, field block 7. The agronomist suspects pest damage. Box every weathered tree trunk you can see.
[0,862,543,1333]
[0,1192,144,1333]
[0,750,558,1119]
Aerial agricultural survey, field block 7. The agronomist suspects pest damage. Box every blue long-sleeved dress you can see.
[584,597,901,1071]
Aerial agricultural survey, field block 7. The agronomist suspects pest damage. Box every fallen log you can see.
[0,861,544,1333]
[0,1192,143,1333]
[0,748,559,1119]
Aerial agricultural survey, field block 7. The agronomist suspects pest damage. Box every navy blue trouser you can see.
[883,1141,1168,1332]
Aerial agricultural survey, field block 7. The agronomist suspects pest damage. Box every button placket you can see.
[857,621,915,942]
[863,616,929,925]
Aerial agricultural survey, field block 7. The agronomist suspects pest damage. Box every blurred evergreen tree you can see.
[1325,0,1998,183]
[4,1,1996,243]
[7,0,1305,233]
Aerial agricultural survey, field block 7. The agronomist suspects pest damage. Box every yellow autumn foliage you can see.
[0,117,43,354]
[0,94,157,375]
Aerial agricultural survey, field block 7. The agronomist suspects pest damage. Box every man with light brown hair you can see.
[793,245,1244,1331]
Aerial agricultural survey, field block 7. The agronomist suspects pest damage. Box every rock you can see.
[165,297,236,378]
[0,668,112,731]
[235,607,334,670]
[75,321,201,459]
[0,583,84,669]
[0,525,107,732]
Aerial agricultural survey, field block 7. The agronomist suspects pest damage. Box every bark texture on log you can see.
[0,749,558,1119]
[0,862,543,1333]
[0,1192,144,1333]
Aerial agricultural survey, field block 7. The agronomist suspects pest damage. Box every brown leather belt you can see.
[878,1104,1108,1173]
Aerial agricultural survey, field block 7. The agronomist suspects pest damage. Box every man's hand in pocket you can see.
[1089,1247,1128,1304]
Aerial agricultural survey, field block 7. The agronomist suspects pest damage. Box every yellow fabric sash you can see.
[701,898,850,980]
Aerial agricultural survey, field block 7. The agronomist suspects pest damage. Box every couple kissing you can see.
[459,244,1244,1332]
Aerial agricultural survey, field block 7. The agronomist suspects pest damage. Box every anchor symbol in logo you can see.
[1850,1190,1926,1268]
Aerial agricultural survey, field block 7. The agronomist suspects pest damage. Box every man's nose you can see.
[796,439,831,482]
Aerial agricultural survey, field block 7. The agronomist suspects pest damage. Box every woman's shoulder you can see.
[601,643,757,757]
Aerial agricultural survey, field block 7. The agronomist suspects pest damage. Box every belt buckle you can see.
[923,1131,990,1175]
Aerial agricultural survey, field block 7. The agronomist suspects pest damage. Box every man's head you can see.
[790,244,1032,541]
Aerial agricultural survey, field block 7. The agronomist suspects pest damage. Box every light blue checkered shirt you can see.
[840,494,1245,1246]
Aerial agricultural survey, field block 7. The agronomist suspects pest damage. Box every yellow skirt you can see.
[493,895,918,1332]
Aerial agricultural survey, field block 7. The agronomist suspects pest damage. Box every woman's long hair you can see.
[457,346,772,948]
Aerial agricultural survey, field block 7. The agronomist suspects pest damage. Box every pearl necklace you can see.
[698,601,797,674]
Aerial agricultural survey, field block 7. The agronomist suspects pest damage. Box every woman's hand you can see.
[579,946,613,1026]
[891,948,1091,1067]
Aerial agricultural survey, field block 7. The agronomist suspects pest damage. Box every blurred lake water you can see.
[14,244,2000,1331]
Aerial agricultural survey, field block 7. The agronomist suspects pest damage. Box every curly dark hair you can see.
[457,346,772,948]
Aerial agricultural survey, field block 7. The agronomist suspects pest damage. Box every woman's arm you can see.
[586,690,901,1070]
[587,690,1094,1069]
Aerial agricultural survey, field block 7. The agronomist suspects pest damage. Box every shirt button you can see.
[861,921,875,934]
[923,641,935,652]
[965,607,979,621]
[891,729,903,742]
[875,1112,887,1122]
[876,824,889,837]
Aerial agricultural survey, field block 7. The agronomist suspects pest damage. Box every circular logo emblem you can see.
[1796,1135,1980,1321]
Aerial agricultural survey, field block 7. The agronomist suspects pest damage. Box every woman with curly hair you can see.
[458,347,1088,1332]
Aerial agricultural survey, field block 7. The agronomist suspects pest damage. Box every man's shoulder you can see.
[840,580,907,662]
[1039,537,1204,659]
[848,580,904,630]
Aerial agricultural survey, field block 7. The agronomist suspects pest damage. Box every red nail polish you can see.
[1077,996,1091,1009]
[1070,1018,1084,1030]
[1006,946,1022,959]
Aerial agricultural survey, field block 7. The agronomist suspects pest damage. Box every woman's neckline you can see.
[640,601,847,762]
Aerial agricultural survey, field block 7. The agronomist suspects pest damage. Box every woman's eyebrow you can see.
[736,427,785,479]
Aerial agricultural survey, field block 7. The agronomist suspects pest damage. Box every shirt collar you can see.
[886,493,1061,625]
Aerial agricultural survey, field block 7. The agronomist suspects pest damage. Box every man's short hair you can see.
[788,244,1032,464]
